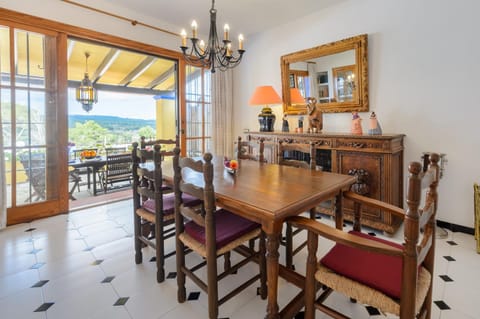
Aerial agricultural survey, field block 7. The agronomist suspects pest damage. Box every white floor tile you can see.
[1,200,478,319]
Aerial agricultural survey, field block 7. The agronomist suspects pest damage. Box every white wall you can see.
[0,0,180,50]
[234,0,480,228]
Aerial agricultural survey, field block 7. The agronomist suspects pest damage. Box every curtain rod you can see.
[61,0,179,37]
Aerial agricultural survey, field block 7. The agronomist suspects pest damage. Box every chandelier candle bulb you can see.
[226,43,232,57]
[224,24,229,40]
[180,29,187,47]
[191,20,198,38]
[238,34,244,50]
[199,40,206,54]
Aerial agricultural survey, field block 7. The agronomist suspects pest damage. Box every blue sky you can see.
[67,88,157,120]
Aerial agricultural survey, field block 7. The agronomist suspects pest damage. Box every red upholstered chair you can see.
[173,148,266,319]
[288,154,440,319]
[132,142,200,283]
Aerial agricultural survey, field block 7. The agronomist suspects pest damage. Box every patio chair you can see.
[287,153,440,319]
[99,147,132,193]
[173,147,266,319]
[19,153,46,202]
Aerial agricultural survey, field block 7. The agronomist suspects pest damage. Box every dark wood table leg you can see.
[93,166,98,196]
[265,232,280,319]
[334,192,343,230]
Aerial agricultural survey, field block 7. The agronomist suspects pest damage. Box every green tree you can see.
[69,120,109,148]
[138,126,156,139]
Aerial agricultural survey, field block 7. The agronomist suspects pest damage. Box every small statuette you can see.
[350,112,363,135]
[282,114,289,132]
[368,111,382,135]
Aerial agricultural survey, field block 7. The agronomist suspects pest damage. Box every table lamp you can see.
[249,85,282,132]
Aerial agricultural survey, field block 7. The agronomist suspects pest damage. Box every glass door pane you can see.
[185,65,211,157]
[1,23,62,224]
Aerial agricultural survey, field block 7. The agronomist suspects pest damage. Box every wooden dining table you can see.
[146,157,355,318]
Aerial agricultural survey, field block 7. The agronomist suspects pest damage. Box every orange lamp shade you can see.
[249,86,282,105]
[290,88,305,104]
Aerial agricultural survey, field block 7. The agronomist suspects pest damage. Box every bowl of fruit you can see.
[224,157,238,174]
[81,150,97,160]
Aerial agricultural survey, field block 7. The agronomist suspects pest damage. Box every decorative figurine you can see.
[282,114,290,132]
[306,97,323,132]
[368,111,382,135]
[351,112,363,135]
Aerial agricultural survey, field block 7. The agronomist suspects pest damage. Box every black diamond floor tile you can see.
[446,240,458,246]
[91,259,104,265]
[101,276,115,283]
[439,275,454,282]
[34,302,54,312]
[368,232,377,237]
[149,256,156,262]
[25,228,36,232]
[113,297,129,306]
[188,292,201,300]
[30,262,45,269]
[167,272,177,279]
[294,311,305,319]
[434,300,451,310]
[365,305,381,315]
[31,280,49,288]
[443,255,456,261]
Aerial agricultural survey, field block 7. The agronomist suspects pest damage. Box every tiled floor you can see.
[1,199,479,319]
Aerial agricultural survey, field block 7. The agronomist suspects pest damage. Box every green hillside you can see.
[68,115,155,131]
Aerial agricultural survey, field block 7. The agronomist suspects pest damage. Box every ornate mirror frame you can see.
[281,34,369,114]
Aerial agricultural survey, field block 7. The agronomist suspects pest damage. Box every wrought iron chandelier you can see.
[75,52,98,112]
[180,0,245,73]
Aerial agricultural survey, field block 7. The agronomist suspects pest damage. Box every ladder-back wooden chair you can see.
[288,153,441,319]
[278,140,316,269]
[132,142,200,283]
[236,136,265,162]
[173,148,266,319]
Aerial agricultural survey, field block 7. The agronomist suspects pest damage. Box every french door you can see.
[1,22,68,225]
[184,65,211,156]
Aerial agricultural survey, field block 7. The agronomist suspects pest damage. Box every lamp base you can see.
[258,107,276,132]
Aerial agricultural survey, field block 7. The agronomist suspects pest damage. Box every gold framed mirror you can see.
[281,34,368,114]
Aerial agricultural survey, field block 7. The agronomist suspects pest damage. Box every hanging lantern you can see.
[75,52,98,112]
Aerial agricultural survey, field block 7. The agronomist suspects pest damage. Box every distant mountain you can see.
[68,115,155,131]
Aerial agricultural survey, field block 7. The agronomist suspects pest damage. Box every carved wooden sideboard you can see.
[245,132,405,234]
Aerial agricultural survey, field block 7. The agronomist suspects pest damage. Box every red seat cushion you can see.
[184,209,259,249]
[320,231,404,299]
[143,193,201,216]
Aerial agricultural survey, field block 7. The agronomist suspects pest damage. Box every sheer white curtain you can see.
[211,69,234,158]
[0,110,6,229]
[308,62,318,100]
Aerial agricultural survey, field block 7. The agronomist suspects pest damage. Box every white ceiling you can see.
[101,0,345,37]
